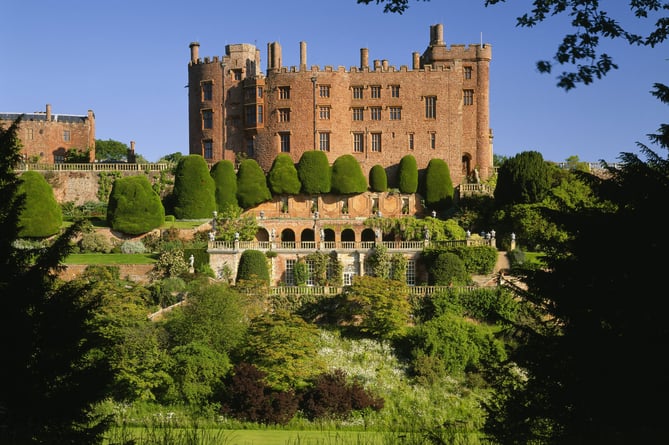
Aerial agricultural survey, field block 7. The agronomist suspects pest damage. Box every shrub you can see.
[297,151,331,194]
[17,171,62,238]
[424,158,454,210]
[152,248,189,278]
[120,239,146,254]
[236,249,269,284]
[428,252,470,285]
[79,232,112,253]
[369,164,388,192]
[172,155,216,219]
[210,159,240,211]
[267,153,301,195]
[107,175,165,235]
[330,155,367,194]
[236,159,272,209]
[397,155,418,193]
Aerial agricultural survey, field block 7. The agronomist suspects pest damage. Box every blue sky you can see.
[2,1,666,163]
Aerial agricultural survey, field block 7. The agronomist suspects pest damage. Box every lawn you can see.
[64,253,156,265]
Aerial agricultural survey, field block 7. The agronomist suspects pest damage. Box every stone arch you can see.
[341,228,356,242]
[301,228,315,242]
[361,228,376,242]
[323,228,335,242]
[281,229,295,242]
[462,153,473,178]
[255,227,270,242]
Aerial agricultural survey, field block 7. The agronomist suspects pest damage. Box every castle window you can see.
[408,133,414,150]
[319,132,330,151]
[279,108,290,122]
[352,107,364,121]
[257,86,263,98]
[63,130,70,142]
[245,106,256,125]
[285,259,296,285]
[202,110,213,129]
[319,106,331,120]
[54,154,65,164]
[430,132,436,149]
[371,85,381,98]
[257,105,263,124]
[464,89,474,106]
[280,132,291,152]
[391,85,400,98]
[27,128,34,140]
[244,87,255,101]
[353,133,364,152]
[425,96,437,119]
[353,86,364,99]
[203,140,213,159]
[389,107,402,120]
[371,107,382,121]
[406,260,416,285]
[319,85,330,98]
[202,82,213,100]
[246,139,254,157]
[279,86,290,100]
[464,66,473,79]
[371,133,382,152]
[233,69,242,81]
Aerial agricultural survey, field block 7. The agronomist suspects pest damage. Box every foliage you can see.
[330,154,368,194]
[494,150,551,206]
[338,275,411,339]
[267,153,301,195]
[64,147,91,163]
[293,259,309,286]
[297,150,331,194]
[369,164,388,192]
[172,154,216,219]
[397,154,418,193]
[107,175,165,235]
[120,239,146,254]
[427,251,470,286]
[364,215,465,241]
[79,231,113,253]
[0,116,113,444]
[210,159,240,212]
[95,139,129,161]
[97,171,122,202]
[423,158,453,210]
[235,249,270,284]
[236,158,272,209]
[240,310,325,391]
[152,248,189,279]
[213,205,258,242]
[17,170,62,237]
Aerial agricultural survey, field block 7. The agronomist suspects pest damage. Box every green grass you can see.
[64,253,156,265]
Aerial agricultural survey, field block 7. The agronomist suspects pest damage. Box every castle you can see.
[187,23,494,186]
[0,104,95,163]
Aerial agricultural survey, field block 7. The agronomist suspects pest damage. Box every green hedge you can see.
[18,171,62,238]
[268,153,301,195]
[369,165,388,192]
[424,158,454,210]
[397,155,418,193]
[107,175,165,235]
[172,155,216,219]
[297,151,331,194]
[211,159,239,212]
[236,159,272,209]
[236,249,270,284]
[331,155,367,194]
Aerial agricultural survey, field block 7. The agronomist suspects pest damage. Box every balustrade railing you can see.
[208,239,491,252]
[16,162,173,172]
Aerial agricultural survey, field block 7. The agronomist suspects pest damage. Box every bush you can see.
[120,239,146,254]
[397,155,418,193]
[236,159,272,209]
[424,158,454,210]
[267,153,301,195]
[330,155,367,194]
[17,171,62,238]
[79,232,112,253]
[107,175,165,235]
[369,165,388,192]
[172,155,216,219]
[297,151,331,194]
[236,249,269,284]
[428,252,470,286]
[210,159,240,211]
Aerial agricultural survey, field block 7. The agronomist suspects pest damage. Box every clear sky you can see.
[2,1,666,163]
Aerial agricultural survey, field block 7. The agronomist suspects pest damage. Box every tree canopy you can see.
[95,139,128,161]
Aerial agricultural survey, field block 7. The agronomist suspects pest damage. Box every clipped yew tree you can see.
[210,159,239,212]
[369,164,388,192]
[424,158,454,210]
[397,154,418,193]
[297,150,331,194]
[236,249,269,284]
[107,175,165,235]
[17,171,62,238]
[268,153,301,195]
[331,154,367,194]
[173,154,216,219]
[236,159,272,209]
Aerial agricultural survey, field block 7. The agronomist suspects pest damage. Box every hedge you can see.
[211,159,239,212]
[172,154,217,219]
[236,249,270,284]
[236,159,272,209]
[397,155,418,193]
[107,175,165,235]
[369,165,388,192]
[330,155,367,194]
[297,151,331,194]
[18,171,62,238]
[268,153,301,195]
[424,158,454,210]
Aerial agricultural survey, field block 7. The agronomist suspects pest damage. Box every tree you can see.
[172,154,216,219]
[210,159,240,212]
[0,117,113,444]
[484,84,669,443]
[236,158,272,209]
[358,0,669,90]
[330,154,368,194]
[107,175,165,235]
[494,150,551,206]
[423,158,454,210]
[297,150,331,194]
[95,139,129,161]
[267,153,301,195]
[236,249,270,284]
[17,170,62,238]
[369,164,388,192]
[397,154,418,193]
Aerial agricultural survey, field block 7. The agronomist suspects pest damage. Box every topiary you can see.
[297,151,331,194]
[369,164,388,192]
[397,154,418,193]
[428,252,470,286]
[267,153,301,195]
[330,155,367,194]
[210,159,240,212]
[17,171,62,238]
[172,154,216,219]
[424,158,454,210]
[107,175,165,235]
[236,249,270,284]
[236,159,272,209]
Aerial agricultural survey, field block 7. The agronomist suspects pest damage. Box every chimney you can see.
[189,42,200,64]
[128,141,136,163]
[46,104,52,121]
[360,48,369,70]
[300,41,307,69]
[430,24,444,45]
[382,59,388,70]
[412,52,420,69]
